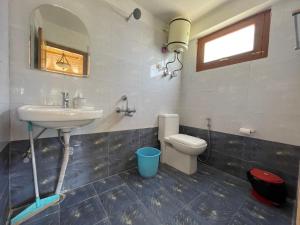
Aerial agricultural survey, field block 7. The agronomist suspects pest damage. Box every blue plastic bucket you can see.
[136,147,161,178]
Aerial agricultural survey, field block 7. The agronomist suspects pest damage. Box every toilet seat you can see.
[168,134,206,148]
[166,134,207,155]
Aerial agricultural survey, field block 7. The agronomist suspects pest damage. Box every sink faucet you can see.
[62,92,70,108]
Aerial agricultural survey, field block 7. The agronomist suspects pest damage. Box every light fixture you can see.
[293,10,300,50]
[56,53,71,70]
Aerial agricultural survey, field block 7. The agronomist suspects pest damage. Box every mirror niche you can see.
[30,5,90,77]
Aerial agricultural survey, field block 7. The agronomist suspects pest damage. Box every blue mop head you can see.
[11,194,60,225]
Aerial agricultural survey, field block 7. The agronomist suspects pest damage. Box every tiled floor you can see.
[10,163,294,225]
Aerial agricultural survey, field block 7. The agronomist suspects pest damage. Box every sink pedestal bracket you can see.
[10,122,61,225]
[55,129,71,194]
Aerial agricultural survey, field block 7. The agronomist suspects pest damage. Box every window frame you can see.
[45,41,89,76]
[196,10,271,72]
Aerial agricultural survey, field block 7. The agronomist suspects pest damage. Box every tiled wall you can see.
[9,127,159,208]
[180,125,300,198]
[9,0,180,141]
[0,146,9,225]
[180,0,300,147]
[0,0,10,224]
[0,0,10,150]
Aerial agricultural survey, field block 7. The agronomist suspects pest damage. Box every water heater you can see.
[167,17,191,52]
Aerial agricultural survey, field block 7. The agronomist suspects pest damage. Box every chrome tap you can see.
[116,95,136,117]
[62,92,70,108]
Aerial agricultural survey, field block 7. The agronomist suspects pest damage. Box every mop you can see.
[11,122,61,225]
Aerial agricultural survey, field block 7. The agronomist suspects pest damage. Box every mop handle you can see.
[28,122,40,200]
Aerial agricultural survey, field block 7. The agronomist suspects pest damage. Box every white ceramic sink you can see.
[18,105,103,129]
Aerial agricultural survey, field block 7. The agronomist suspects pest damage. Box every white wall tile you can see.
[9,0,180,140]
[0,0,10,150]
[180,0,300,146]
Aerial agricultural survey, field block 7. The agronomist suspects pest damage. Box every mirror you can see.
[30,5,90,77]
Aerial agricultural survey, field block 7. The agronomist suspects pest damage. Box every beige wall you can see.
[0,0,10,151]
[9,0,181,140]
[180,0,300,146]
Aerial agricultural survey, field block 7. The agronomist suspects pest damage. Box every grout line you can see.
[58,203,61,225]
[198,161,250,185]
[225,197,248,225]
[95,183,127,197]
[94,194,109,221]
[123,182,163,224]
[60,167,136,196]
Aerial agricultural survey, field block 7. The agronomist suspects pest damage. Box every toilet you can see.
[158,114,207,175]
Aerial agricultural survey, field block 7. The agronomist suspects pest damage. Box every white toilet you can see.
[158,114,207,175]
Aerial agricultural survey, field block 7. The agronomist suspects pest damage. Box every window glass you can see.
[204,25,255,63]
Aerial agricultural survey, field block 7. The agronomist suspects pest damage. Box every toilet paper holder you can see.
[239,128,255,135]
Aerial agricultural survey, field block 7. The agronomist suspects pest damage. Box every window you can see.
[197,10,271,71]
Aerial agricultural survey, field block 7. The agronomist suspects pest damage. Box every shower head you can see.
[127,8,141,21]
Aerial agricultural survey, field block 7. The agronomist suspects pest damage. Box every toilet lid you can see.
[168,134,206,148]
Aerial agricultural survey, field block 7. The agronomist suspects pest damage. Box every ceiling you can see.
[133,0,229,23]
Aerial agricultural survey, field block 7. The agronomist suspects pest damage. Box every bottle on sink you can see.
[73,94,87,109]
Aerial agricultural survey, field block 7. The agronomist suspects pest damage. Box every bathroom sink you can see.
[18,105,103,129]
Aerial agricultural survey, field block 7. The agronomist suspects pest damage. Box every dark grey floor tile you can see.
[230,199,292,225]
[60,196,106,225]
[22,212,60,225]
[197,162,224,178]
[95,218,111,225]
[212,170,250,193]
[0,187,9,225]
[0,145,9,199]
[139,187,184,224]
[10,167,60,208]
[161,164,213,191]
[93,175,125,195]
[108,202,159,225]
[60,184,97,209]
[99,185,138,216]
[154,167,202,204]
[189,183,247,225]
[10,203,59,224]
[163,208,204,225]
[108,157,136,177]
[7,150,294,225]
[120,169,167,198]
